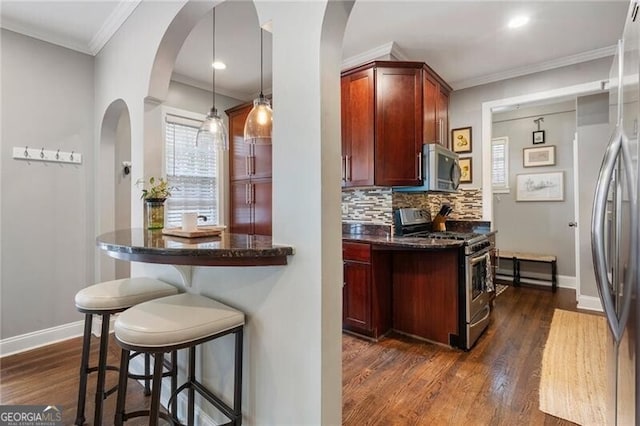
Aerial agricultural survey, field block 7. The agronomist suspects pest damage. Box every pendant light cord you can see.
[212,7,216,110]
[259,28,264,97]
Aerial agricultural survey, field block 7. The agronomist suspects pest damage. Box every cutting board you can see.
[162,225,226,238]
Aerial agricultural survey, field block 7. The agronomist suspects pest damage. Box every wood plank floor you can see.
[343,285,583,426]
[1,285,584,425]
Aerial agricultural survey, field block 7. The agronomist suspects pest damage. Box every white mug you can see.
[182,212,198,231]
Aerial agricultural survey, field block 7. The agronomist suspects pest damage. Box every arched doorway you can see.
[98,98,132,281]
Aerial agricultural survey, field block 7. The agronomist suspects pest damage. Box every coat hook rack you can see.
[12,146,82,165]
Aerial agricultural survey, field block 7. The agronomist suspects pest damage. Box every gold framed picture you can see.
[459,157,472,183]
[451,127,472,153]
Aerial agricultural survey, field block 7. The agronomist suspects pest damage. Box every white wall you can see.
[95,1,349,424]
[0,29,94,338]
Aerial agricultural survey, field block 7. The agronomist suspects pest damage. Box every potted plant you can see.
[138,177,173,229]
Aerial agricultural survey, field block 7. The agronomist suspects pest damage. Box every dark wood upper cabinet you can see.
[226,102,272,236]
[341,61,451,188]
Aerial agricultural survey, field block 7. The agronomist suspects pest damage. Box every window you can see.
[164,109,219,227]
[492,136,510,193]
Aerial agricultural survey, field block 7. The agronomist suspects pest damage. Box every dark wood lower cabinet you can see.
[343,243,391,339]
[230,179,272,236]
[342,242,459,345]
[392,250,458,345]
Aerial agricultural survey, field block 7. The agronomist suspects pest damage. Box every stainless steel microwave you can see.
[395,144,461,193]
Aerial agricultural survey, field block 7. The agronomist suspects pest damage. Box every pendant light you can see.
[244,28,272,144]
[197,7,228,150]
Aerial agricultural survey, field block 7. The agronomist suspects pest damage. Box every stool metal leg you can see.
[188,347,196,425]
[144,353,152,396]
[74,314,93,425]
[551,260,558,293]
[234,328,244,425]
[114,349,130,426]
[149,353,165,426]
[93,314,111,426]
[171,350,178,420]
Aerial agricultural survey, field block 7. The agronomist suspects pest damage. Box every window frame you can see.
[161,105,224,226]
[491,136,510,193]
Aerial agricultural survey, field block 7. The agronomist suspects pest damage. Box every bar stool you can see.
[114,293,245,426]
[74,277,179,425]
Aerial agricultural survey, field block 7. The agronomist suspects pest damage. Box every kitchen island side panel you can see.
[392,250,459,344]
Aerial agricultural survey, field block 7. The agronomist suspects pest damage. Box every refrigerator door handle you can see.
[591,127,638,343]
[592,127,624,342]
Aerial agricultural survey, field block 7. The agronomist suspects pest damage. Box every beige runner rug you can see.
[539,309,607,425]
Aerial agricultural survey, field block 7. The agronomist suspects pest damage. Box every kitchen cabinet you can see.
[226,102,272,235]
[342,242,391,339]
[341,61,452,188]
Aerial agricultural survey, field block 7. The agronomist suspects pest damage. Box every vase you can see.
[145,198,166,230]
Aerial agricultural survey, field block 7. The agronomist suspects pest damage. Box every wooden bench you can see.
[498,250,557,293]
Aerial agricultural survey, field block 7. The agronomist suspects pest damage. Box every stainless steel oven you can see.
[465,243,493,349]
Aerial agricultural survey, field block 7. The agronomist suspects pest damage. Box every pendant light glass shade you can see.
[244,94,272,144]
[196,7,228,151]
[197,106,228,150]
[244,28,272,144]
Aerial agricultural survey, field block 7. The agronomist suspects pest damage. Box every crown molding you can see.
[451,45,617,90]
[341,41,408,70]
[89,0,142,55]
[0,18,93,55]
[170,73,251,102]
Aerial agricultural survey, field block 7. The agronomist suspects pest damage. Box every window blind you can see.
[492,137,509,192]
[165,117,218,227]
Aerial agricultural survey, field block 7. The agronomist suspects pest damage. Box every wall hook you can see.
[533,117,544,131]
[55,149,60,160]
[70,151,74,161]
[24,146,29,157]
[40,147,45,159]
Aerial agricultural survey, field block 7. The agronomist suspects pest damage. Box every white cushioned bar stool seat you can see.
[114,293,245,426]
[74,277,178,426]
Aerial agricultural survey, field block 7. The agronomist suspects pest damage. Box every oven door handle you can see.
[470,251,490,265]
[470,305,491,327]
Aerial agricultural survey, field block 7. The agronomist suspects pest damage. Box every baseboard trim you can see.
[577,295,604,312]
[495,273,576,289]
[0,320,84,358]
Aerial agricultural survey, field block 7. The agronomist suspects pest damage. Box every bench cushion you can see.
[115,293,245,348]
[75,277,179,311]
[499,250,556,263]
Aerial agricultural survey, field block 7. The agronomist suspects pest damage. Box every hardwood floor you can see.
[1,285,584,425]
[343,285,582,425]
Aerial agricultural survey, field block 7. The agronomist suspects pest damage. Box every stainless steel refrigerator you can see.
[592,2,639,424]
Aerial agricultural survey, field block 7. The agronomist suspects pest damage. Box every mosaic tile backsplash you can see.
[342,188,483,225]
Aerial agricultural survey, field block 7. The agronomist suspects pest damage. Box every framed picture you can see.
[451,127,472,153]
[516,172,564,202]
[532,130,545,144]
[523,145,555,167]
[459,157,472,183]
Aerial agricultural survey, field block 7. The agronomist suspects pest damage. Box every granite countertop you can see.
[97,228,294,267]
[343,233,465,250]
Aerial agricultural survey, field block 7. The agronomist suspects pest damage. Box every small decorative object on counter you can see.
[138,177,173,230]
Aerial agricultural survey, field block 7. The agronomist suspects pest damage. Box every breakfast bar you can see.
[97,228,294,267]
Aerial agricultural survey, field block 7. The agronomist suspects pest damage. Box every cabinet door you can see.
[423,71,438,144]
[252,179,272,236]
[437,88,450,148]
[343,260,372,332]
[230,180,253,234]
[375,67,422,186]
[229,106,252,181]
[341,68,375,187]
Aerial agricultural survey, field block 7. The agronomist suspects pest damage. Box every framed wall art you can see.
[532,130,545,144]
[516,171,564,202]
[451,127,472,153]
[459,157,472,183]
[523,145,555,167]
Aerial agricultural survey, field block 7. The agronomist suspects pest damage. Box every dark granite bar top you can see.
[97,229,294,267]
[343,233,464,250]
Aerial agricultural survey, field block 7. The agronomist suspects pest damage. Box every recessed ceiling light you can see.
[212,61,226,70]
[508,15,529,29]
